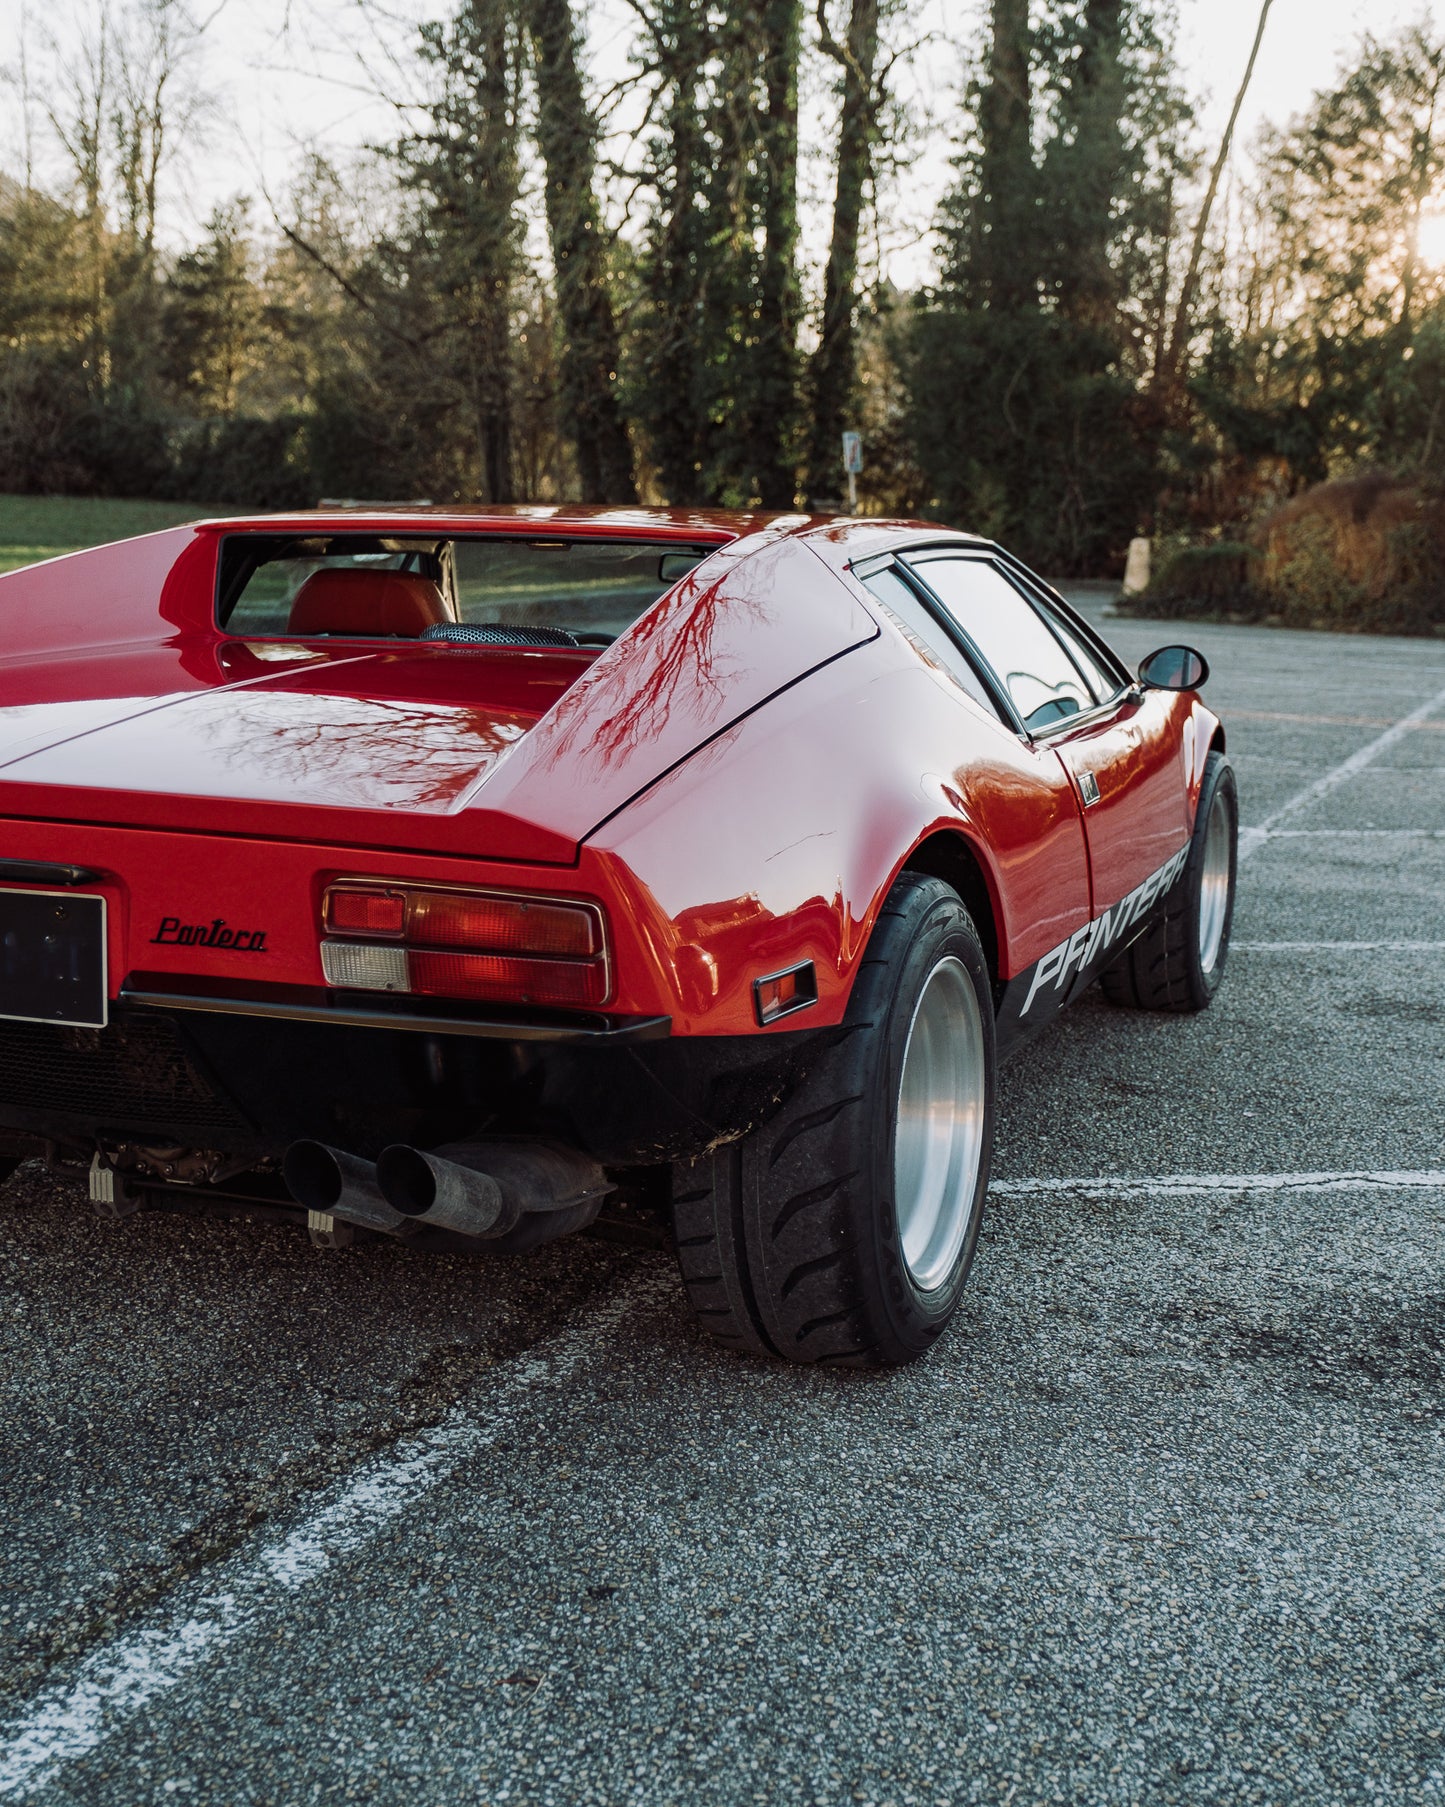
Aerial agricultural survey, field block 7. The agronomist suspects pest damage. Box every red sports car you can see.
[0,507,1234,1365]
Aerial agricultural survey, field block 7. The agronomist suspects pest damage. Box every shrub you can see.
[163,416,313,510]
[1254,475,1445,632]
[1122,474,1445,633]
[1140,541,1258,618]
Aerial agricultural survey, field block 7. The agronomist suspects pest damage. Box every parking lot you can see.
[1,603,1443,1806]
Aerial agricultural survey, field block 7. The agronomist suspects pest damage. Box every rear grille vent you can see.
[0,1013,250,1137]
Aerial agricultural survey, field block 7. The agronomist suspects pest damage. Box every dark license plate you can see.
[0,891,107,1028]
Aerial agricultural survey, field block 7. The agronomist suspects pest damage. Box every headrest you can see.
[287,569,450,638]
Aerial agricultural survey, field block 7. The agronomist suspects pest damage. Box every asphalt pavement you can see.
[2,602,1444,1805]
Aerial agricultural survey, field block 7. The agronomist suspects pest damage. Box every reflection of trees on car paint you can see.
[658,887,849,1019]
[542,568,769,767]
[191,692,531,811]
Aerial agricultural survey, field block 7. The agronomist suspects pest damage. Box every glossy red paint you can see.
[589,634,1093,1033]
[0,505,1216,1040]
[1047,690,1192,914]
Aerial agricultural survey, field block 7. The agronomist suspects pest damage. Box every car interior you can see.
[216,534,716,648]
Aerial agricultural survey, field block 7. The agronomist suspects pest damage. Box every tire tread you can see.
[673,872,993,1367]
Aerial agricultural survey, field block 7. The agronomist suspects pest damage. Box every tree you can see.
[1154,0,1273,409]
[1047,0,1125,327]
[1189,23,1445,505]
[523,0,638,501]
[630,0,713,503]
[907,0,1194,571]
[630,0,806,506]
[407,0,527,502]
[748,0,805,506]
[806,0,884,501]
[976,0,1034,312]
[161,201,260,414]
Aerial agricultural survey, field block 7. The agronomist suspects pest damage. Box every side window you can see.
[1012,578,1123,702]
[860,565,1000,716]
[904,555,1094,732]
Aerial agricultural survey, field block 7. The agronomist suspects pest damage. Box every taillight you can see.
[320,882,610,1008]
[326,886,406,938]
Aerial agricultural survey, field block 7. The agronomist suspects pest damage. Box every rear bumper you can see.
[120,973,671,1043]
[0,1000,814,1171]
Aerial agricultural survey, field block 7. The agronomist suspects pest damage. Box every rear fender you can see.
[1182,699,1226,826]
[585,635,1089,1035]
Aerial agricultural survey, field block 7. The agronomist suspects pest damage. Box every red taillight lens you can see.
[409,949,608,1008]
[325,886,407,937]
[406,890,598,957]
[320,881,610,1008]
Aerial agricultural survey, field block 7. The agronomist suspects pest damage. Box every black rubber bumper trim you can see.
[119,974,672,1043]
[0,860,102,887]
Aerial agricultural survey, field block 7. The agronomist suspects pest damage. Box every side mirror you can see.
[1138,645,1209,691]
[659,552,706,583]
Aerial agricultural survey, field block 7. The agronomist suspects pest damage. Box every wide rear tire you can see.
[1100,749,1238,1012]
[672,874,995,1368]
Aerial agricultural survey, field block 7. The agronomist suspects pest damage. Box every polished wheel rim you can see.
[893,956,987,1293]
[1198,789,1232,973]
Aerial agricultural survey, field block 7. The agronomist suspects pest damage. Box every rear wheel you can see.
[672,873,995,1368]
[1100,749,1237,1012]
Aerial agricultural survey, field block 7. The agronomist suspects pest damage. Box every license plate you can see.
[0,891,108,1028]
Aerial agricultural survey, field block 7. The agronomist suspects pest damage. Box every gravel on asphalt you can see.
[1,604,1443,1806]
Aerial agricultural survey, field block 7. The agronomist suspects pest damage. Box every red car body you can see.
[0,506,1220,1211]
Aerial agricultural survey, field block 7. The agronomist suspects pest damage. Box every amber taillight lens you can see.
[320,882,610,1008]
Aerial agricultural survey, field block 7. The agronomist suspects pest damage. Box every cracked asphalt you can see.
[2,602,1444,1804]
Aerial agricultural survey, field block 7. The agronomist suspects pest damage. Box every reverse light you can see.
[320,881,610,1009]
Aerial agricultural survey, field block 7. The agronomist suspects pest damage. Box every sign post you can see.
[841,431,863,514]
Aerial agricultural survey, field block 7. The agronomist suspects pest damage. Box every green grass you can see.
[0,495,244,574]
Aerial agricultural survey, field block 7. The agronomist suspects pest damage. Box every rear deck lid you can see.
[0,533,877,864]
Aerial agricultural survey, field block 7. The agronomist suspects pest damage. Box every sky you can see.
[1,0,1441,286]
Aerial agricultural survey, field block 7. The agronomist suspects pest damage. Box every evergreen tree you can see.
[806,0,884,502]
[633,0,804,506]
[523,0,638,501]
[906,0,1193,571]
[406,0,527,502]
[161,202,260,415]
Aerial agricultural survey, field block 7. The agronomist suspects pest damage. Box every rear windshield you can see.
[216,533,718,646]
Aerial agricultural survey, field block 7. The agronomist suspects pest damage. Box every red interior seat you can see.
[287,569,450,637]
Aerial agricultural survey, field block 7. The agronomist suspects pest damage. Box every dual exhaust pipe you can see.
[283,1138,613,1244]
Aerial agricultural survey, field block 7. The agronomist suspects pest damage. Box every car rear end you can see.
[0,508,860,1250]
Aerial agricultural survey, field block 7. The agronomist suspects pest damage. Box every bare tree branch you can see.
[1158,0,1274,398]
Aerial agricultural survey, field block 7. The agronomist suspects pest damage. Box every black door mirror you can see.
[1138,645,1209,690]
[659,552,707,583]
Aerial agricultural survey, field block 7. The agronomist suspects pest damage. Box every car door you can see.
[898,550,1190,927]
[851,554,1093,1041]
[1004,563,1191,907]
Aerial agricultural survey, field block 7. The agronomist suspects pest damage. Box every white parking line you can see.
[1266,828,1445,839]
[1237,680,1445,861]
[1232,941,1445,953]
[991,1171,1445,1199]
[0,1277,658,1801]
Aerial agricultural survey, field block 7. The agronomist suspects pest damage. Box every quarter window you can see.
[860,565,1000,716]
[904,555,1094,731]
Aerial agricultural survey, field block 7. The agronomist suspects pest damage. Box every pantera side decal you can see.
[1020,842,1190,1018]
